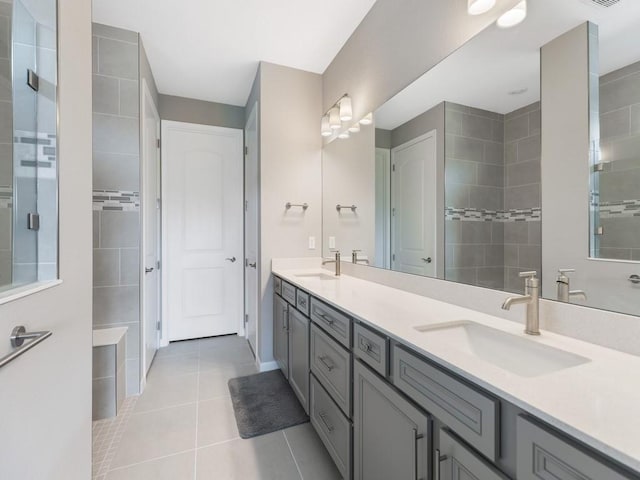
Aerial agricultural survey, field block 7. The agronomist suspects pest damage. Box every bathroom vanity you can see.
[272,266,640,480]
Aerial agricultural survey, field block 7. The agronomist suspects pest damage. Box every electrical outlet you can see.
[329,236,336,249]
[308,236,316,249]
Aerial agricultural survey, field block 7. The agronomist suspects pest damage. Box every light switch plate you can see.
[329,236,336,249]
[308,236,316,249]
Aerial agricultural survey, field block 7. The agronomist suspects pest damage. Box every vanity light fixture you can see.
[329,107,341,130]
[497,0,527,28]
[321,115,332,137]
[359,112,373,125]
[348,122,361,133]
[467,0,496,15]
[339,96,353,121]
[338,131,350,139]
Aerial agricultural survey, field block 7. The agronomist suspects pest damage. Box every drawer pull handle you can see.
[318,355,335,372]
[361,341,372,352]
[282,307,288,331]
[319,313,335,325]
[434,449,448,480]
[319,412,335,432]
[299,298,307,306]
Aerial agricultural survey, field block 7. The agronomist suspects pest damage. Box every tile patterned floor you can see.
[92,335,341,480]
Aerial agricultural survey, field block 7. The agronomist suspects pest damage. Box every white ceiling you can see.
[92,0,377,106]
[376,0,640,130]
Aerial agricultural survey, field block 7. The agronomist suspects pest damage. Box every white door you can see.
[162,121,243,341]
[391,131,437,277]
[244,103,259,353]
[375,147,391,269]
[141,80,161,377]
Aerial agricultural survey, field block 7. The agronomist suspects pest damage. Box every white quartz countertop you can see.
[272,264,640,473]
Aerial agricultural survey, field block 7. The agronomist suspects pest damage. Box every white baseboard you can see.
[258,360,279,372]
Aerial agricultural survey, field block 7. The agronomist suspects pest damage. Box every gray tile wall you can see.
[444,102,541,294]
[92,23,141,395]
[596,60,640,258]
[0,1,12,288]
[503,103,541,293]
[444,102,505,290]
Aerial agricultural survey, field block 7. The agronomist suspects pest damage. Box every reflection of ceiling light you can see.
[338,131,350,139]
[321,115,332,137]
[348,123,360,133]
[339,96,353,122]
[359,113,373,125]
[497,0,527,28]
[508,87,528,95]
[467,0,496,15]
[329,107,341,130]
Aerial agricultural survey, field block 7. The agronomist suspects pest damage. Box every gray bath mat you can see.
[228,369,309,439]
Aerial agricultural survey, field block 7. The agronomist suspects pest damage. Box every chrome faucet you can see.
[556,269,587,303]
[322,250,341,276]
[502,271,540,336]
[351,250,369,265]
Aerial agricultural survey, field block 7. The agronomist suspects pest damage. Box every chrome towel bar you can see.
[0,325,52,368]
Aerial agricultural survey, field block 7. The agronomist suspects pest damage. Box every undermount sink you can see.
[414,321,590,378]
[294,273,338,281]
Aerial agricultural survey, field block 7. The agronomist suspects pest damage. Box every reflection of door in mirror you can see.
[391,132,438,277]
[0,1,13,288]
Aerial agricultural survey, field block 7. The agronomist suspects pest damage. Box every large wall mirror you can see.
[322,0,640,317]
[0,0,58,295]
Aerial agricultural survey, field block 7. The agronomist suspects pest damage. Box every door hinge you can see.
[245,200,248,212]
[156,321,161,331]
[27,69,39,91]
[245,314,249,324]
[27,212,40,231]
[392,164,396,172]
[392,253,396,261]
[156,198,161,209]
[392,208,396,217]
[157,138,161,149]
[244,146,248,155]
[156,260,161,270]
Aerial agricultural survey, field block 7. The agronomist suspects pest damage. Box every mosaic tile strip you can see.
[92,396,137,479]
[0,186,12,209]
[93,189,140,212]
[14,130,57,167]
[445,207,541,222]
[597,199,640,218]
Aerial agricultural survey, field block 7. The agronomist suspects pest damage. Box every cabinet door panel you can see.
[354,360,431,480]
[288,307,309,413]
[273,293,289,378]
[439,429,509,480]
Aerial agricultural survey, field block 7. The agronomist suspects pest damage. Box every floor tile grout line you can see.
[194,342,201,480]
[105,448,197,473]
[283,430,305,480]
[131,400,199,417]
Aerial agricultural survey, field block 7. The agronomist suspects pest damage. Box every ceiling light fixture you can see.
[348,123,361,133]
[329,107,341,130]
[359,113,373,125]
[467,0,496,15]
[321,115,332,137]
[338,131,350,139]
[497,0,527,28]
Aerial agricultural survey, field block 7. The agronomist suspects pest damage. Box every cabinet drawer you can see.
[273,276,282,295]
[310,297,351,348]
[439,428,510,480]
[281,280,296,305]
[310,323,351,417]
[296,289,310,317]
[392,345,499,461]
[516,416,634,480]
[353,323,387,377]
[310,374,352,480]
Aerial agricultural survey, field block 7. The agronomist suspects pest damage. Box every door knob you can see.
[630,275,640,285]
[422,257,432,264]
[225,257,237,263]
[145,267,154,273]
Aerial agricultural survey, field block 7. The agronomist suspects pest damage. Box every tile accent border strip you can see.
[0,186,12,209]
[597,199,640,218]
[446,207,541,222]
[93,189,140,212]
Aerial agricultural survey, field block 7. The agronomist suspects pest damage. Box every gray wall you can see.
[0,0,11,288]
[92,23,142,395]
[159,94,245,129]
[597,60,640,260]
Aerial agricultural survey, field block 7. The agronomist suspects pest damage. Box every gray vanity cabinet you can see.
[353,360,431,480]
[439,429,509,480]
[288,307,309,413]
[273,292,289,379]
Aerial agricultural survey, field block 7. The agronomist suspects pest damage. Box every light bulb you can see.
[497,0,527,28]
[348,123,360,133]
[321,115,332,137]
[339,96,353,122]
[467,0,495,15]
[338,131,350,139]
[359,113,373,125]
[329,107,341,130]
